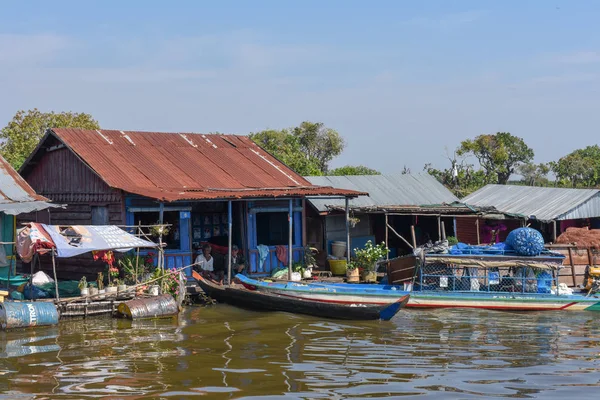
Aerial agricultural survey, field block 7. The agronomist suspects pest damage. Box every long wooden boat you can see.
[236,256,600,312]
[196,274,409,321]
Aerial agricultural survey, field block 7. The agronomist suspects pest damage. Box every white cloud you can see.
[0,33,71,64]
[403,10,488,30]
[553,51,600,64]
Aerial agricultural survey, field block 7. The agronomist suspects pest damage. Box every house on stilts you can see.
[18,128,362,279]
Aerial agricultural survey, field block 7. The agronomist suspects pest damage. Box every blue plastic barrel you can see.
[0,302,59,330]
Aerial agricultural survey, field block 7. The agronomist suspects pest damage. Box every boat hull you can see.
[196,274,408,321]
[235,275,600,312]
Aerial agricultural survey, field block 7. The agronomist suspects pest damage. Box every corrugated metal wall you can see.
[455,217,521,245]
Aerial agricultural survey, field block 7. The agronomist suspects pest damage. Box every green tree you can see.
[551,145,600,188]
[249,122,345,175]
[328,165,381,176]
[457,132,534,184]
[292,122,345,174]
[249,128,323,176]
[517,162,550,186]
[424,152,486,197]
[0,109,100,169]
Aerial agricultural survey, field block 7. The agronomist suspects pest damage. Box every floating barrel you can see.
[0,302,59,330]
[116,294,179,319]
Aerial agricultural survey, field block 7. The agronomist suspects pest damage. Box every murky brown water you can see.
[0,305,599,399]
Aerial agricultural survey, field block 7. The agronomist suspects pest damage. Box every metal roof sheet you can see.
[38,129,362,201]
[462,184,600,222]
[305,174,460,213]
[0,155,58,215]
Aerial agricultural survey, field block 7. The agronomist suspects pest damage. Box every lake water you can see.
[0,305,599,399]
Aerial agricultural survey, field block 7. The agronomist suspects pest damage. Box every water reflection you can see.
[0,306,598,398]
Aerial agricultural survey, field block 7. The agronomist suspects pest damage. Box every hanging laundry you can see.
[276,245,288,266]
[257,245,270,269]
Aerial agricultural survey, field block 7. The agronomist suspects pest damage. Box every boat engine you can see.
[583,265,600,292]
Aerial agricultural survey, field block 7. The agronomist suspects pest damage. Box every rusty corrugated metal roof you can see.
[0,155,60,215]
[46,128,363,201]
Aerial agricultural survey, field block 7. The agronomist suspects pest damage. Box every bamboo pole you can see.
[410,225,417,249]
[476,219,481,245]
[387,223,413,249]
[437,216,441,241]
[51,251,60,301]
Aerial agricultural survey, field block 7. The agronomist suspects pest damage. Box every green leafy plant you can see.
[78,276,87,290]
[118,252,156,285]
[346,261,358,271]
[150,224,170,237]
[447,236,459,245]
[151,268,180,297]
[303,247,317,267]
[353,241,389,272]
[96,272,105,291]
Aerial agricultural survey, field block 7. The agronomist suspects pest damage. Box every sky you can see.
[1,1,599,173]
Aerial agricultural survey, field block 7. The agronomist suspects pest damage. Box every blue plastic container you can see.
[537,272,553,294]
[0,302,59,330]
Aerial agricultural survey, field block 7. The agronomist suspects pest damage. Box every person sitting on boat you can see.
[231,245,246,276]
[194,244,219,281]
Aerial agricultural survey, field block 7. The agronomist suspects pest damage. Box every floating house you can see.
[304,173,487,260]
[0,155,58,281]
[460,184,600,243]
[19,128,361,279]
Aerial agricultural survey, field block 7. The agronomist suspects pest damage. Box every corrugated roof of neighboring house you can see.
[21,128,363,202]
[305,174,461,214]
[0,155,59,215]
[462,184,600,222]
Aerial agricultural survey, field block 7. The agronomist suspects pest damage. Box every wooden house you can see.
[19,128,361,279]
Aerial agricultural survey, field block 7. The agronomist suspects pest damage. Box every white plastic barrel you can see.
[331,241,347,258]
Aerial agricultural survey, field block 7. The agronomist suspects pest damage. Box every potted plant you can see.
[97,272,106,298]
[354,240,389,283]
[117,279,127,293]
[346,262,360,283]
[107,265,119,294]
[88,283,99,297]
[78,276,89,296]
[150,224,170,238]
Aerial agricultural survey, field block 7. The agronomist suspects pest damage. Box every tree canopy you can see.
[551,145,600,188]
[249,122,345,176]
[328,165,381,176]
[0,109,100,169]
[457,132,534,184]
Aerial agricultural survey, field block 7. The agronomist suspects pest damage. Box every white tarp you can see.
[41,224,158,258]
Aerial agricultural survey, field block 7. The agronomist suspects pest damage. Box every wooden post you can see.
[51,251,60,301]
[475,219,481,245]
[567,247,576,287]
[385,213,389,260]
[227,200,233,285]
[410,225,417,249]
[552,220,557,242]
[288,199,293,280]
[441,220,447,240]
[159,202,164,271]
[437,216,441,241]
[345,197,350,263]
[301,199,307,247]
